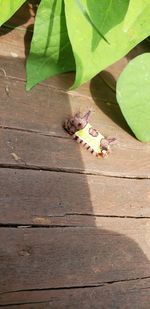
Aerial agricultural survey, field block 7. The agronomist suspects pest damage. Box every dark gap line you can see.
[44,213,150,219]
[2,24,33,33]
[0,224,79,229]
[0,125,68,140]
[0,212,150,228]
[0,73,91,100]
[0,163,149,180]
[1,275,150,296]
[1,125,149,154]
[1,126,145,152]
[0,300,53,307]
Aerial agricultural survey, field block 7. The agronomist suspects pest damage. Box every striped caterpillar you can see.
[64,110,116,158]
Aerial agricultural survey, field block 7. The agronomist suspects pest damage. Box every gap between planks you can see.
[1,278,150,308]
[0,163,150,180]
[0,72,92,101]
[0,125,69,139]
[1,212,150,229]
[1,275,150,295]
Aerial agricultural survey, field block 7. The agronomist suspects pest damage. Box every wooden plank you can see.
[0,47,149,163]
[0,56,91,100]
[0,169,150,225]
[0,56,76,90]
[0,61,148,148]
[0,224,150,294]
[0,31,149,87]
[0,75,79,135]
[0,6,149,309]
[0,54,116,101]
[0,1,39,58]
[0,30,149,91]
[1,278,150,308]
[0,63,149,180]
[0,129,149,178]
[0,26,79,93]
[0,27,30,58]
[5,0,39,30]
[0,1,149,100]
[0,56,93,105]
[0,33,148,150]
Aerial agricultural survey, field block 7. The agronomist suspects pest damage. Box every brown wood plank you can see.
[0,6,150,309]
[0,65,112,130]
[5,0,39,30]
[0,1,39,58]
[0,56,90,103]
[0,45,149,168]
[0,22,78,93]
[0,55,113,100]
[0,55,149,180]
[0,75,77,135]
[0,58,149,180]
[0,225,150,294]
[0,169,150,225]
[0,0,149,103]
[0,27,30,58]
[1,278,150,308]
[0,129,149,178]
[0,56,75,89]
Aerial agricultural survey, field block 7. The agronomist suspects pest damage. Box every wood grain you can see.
[0,58,149,182]
[1,278,150,308]
[0,0,39,58]
[5,0,39,30]
[0,42,149,173]
[0,169,150,225]
[0,27,29,58]
[0,3,150,309]
[0,226,150,294]
[0,128,149,178]
[0,68,118,134]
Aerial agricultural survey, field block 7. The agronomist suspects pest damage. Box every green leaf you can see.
[0,0,26,26]
[26,0,75,90]
[75,0,109,44]
[64,0,150,88]
[116,53,150,142]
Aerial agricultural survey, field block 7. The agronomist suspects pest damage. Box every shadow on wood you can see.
[90,73,133,136]
[0,56,150,308]
[0,7,150,307]
[0,227,150,308]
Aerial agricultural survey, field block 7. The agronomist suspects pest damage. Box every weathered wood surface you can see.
[0,0,38,58]
[0,57,149,178]
[0,224,150,293]
[0,72,119,135]
[1,278,150,308]
[0,169,150,225]
[0,2,150,309]
[0,128,149,178]
[5,0,39,30]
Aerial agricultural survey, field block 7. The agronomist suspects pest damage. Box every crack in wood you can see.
[0,301,52,307]
[44,213,150,219]
[1,125,149,152]
[0,73,92,100]
[0,164,150,180]
[1,212,150,228]
[1,275,150,296]
[0,125,69,139]
[0,224,77,229]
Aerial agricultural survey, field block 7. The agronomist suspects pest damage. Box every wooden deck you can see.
[0,2,150,308]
